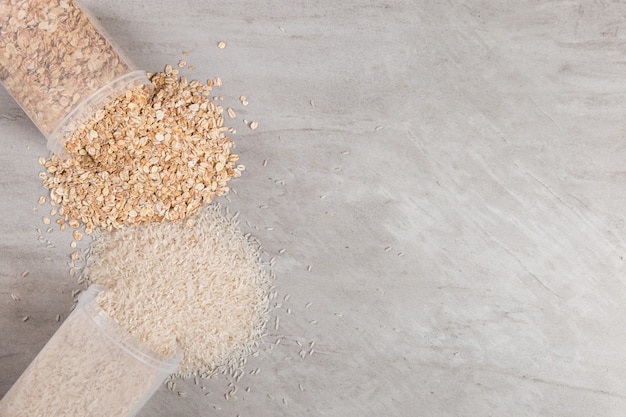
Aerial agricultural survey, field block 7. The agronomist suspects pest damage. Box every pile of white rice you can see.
[82,203,271,377]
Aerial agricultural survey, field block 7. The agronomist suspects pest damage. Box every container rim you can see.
[77,285,182,373]
[47,70,152,157]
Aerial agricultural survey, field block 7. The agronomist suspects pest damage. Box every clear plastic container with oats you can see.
[0,0,150,155]
[0,286,182,417]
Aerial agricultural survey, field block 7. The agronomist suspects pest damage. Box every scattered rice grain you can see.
[84,204,272,377]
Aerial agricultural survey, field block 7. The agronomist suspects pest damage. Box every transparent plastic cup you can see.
[0,285,181,417]
[0,0,151,155]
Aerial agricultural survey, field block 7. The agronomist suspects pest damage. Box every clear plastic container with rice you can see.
[0,285,182,417]
[0,0,151,155]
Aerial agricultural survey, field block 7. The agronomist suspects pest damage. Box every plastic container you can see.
[0,0,151,155]
[0,285,182,417]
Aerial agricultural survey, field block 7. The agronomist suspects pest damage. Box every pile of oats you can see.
[41,67,243,231]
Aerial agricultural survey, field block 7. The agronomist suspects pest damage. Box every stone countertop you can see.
[2,1,626,416]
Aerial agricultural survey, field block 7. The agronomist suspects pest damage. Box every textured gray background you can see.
[2,1,626,416]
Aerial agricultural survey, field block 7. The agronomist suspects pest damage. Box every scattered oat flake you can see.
[38,156,46,165]
[38,195,46,205]
[217,41,226,49]
[42,216,51,225]
[249,121,258,130]
[182,50,189,56]
[178,60,187,67]
[71,251,79,261]
[70,241,77,249]
[188,65,195,71]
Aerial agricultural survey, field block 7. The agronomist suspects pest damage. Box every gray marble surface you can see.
[2,1,626,416]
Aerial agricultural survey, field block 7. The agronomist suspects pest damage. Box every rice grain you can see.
[84,204,271,377]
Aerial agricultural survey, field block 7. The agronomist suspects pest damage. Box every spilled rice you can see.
[83,204,272,377]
